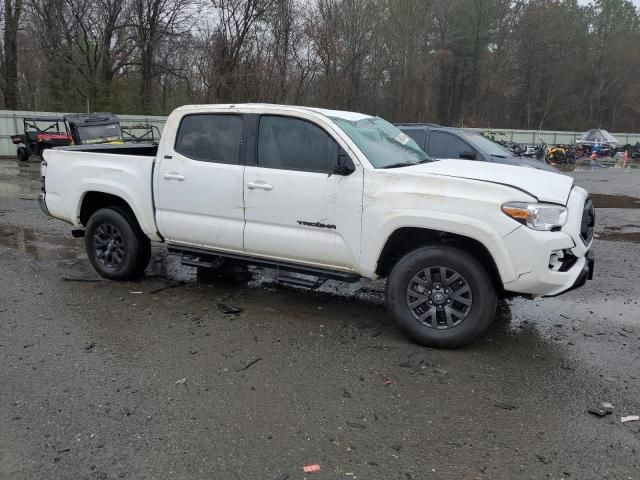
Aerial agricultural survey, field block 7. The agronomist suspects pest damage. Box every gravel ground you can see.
[0,159,639,480]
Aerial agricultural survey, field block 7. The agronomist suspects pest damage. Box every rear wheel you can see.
[85,207,150,280]
[17,147,28,162]
[386,246,497,348]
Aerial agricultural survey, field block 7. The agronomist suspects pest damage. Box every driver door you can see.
[243,115,363,271]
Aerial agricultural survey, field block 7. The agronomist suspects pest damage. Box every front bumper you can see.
[38,192,51,217]
[501,187,594,297]
[546,250,594,297]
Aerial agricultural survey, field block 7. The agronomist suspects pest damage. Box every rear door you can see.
[243,114,363,270]
[155,113,246,252]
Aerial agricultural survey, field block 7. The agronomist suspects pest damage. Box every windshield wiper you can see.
[491,154,508,158]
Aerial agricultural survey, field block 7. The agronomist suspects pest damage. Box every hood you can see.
[398,160,574,205]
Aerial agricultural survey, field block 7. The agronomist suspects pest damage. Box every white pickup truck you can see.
[39,104,595,347]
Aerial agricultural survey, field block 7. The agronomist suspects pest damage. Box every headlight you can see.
[502,202,568,231]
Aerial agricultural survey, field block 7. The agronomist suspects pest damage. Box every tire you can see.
[386,246,497,348]
[17,147,29,162]
[85,207,151,280]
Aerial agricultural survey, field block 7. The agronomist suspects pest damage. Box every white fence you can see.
[0,110,167,157]
[0,109,638,158]
[469,128,640,147]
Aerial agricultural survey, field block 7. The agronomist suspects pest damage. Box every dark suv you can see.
[396,123,558,172]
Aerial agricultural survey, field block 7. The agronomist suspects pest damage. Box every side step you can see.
[169,246,360,284]
[276,272,327,290]
[180,253,224,270]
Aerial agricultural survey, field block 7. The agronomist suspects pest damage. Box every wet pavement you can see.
[1,159,639,480]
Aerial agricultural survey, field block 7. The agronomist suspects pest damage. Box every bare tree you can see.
[3,0,23,108]
[131,0,194,113]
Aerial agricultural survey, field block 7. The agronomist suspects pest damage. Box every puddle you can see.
[567,157,640,172]
[597,232,640,243]
[0,160,41,196]
[0,225,85,261]
[590,194,640,208]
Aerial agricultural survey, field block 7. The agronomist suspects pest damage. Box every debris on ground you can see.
[383,378,393,386]
[342,389,352,398]
[588,402,614,417]
[489,397,517,410]
[572,323,581,331]
[235,357,262,372]
[62,276,103,282]
[175,378,187,385]
[303,464,320,474]
[535,454,551,465]
[621,415,640,423]
[346,421,367,429]
[217,303,243,315]
[149,281,186,295]
[130,291,143,294]
[85,342,96,352]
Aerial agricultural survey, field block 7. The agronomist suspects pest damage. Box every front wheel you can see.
[85,207,151,280]
[386,246,497,348]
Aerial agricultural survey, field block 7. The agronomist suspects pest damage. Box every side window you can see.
[175,114,243,164]
[427,131,473,159]
[258,115,338,173]
[401,129,427,149]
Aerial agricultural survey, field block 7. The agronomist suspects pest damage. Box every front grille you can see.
[580,198,595,244]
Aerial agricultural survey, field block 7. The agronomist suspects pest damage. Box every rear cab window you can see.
[175,114,243,164]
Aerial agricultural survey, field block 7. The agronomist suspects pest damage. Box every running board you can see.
[180,253,220,269]
[169,246,360,283]
[276,272,327,290]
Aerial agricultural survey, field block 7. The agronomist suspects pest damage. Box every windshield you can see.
[461,131,514,157]
[330,116,431,168]
[75,124,123,144]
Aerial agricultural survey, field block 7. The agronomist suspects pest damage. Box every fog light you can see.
[549,250,564,271]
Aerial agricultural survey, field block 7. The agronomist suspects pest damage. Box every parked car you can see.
[39,105,594,348]
[397,123,559,172]
[11,117,71,161]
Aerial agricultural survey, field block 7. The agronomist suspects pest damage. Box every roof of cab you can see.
[173,103,372,122]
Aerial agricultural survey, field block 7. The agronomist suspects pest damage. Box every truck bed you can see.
[54,143,158,156]
[42,148,158,237]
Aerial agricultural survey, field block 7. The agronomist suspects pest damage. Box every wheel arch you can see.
[375,227,505,293]
[79,191,144,234]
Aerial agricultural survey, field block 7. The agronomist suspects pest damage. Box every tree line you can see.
[1,0,639,131]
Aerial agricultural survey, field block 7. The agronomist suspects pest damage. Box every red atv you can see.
[11,117,71,161]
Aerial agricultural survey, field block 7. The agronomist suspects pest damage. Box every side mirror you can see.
[459,150,476,160]
[333,147,356,175]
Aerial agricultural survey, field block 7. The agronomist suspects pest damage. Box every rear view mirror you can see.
[333,147,356,175]
[459,150,476,160]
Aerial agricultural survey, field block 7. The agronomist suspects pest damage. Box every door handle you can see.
[247,181,274,191]
[163,172,185,181]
